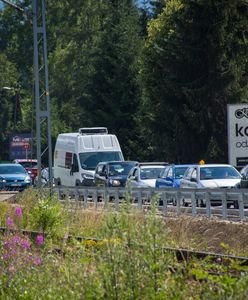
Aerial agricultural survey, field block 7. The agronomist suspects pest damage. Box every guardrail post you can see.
[93,189,98,209]
[138,190,142,210]
[176,191,181,216]
[104,189,109,209]
[83,189,88,209]
[115,189,119,211]
[221,192,227,220]
[75,188,79,209]
[205,192,211,218]
[191,193,196,216]
[238,193,245,220]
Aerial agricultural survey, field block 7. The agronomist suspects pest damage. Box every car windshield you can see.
[108,163,136,176]
[175,167,188,179]
[140,167,165,180]
[79,152,123,170]
[200,166,241,180]
[0,165,26,174]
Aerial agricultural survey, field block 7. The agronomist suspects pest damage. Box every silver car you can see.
[127,162,168,188]
[180,164,241,207]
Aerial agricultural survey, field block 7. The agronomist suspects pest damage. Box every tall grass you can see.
[0,190,248,299]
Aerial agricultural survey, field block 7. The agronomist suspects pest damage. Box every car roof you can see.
[198,164,234,167]
[138,162,168,167]
[0,163,24,167]
[97,161,138,165]
[13,159,37,162]
[171,164,195,168]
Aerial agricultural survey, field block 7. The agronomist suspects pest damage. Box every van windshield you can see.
[79,152,123,170]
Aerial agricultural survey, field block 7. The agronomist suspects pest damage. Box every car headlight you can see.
[0,178,6,183]
[109,179,121,186]
[24,176,31,183]
[81,173,94,180]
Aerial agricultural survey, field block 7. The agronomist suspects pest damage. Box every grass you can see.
[0,189,248,299]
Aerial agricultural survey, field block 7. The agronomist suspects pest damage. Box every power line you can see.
[0,0,24,12]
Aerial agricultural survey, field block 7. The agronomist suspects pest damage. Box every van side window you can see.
[73,154,79,172]
[65,152,73,169]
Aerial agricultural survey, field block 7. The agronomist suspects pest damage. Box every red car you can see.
[13,159,38,184]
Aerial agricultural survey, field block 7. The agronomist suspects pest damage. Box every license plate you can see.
[11,184,21,187]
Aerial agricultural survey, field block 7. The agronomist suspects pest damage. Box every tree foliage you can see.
[0,0,247,164]
[140,0,248,163]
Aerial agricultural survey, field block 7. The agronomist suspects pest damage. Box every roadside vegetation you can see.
[0,190,248,299]
[0,0,247,163]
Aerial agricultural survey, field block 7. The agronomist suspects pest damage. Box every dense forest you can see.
[0,0,247,165]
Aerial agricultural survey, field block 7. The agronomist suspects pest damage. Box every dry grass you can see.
[2,189,248,256]
[163,216,248,255]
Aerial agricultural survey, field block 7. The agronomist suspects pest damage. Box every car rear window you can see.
[19,162,37,168]
[140,167,165,180]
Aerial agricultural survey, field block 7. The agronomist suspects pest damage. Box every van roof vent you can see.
[79,127,108,135]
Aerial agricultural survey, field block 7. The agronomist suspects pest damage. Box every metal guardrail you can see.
[53,186,248,221]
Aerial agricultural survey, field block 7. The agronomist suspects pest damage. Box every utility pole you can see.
[1,0,53,188]
[32,0,52,188]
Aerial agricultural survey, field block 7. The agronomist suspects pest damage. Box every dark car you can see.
[155,164,194,188]
[0,163,31,191]
[94,161,138,187]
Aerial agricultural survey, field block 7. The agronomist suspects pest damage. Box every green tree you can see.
[140,0,248,163]
[49,0,143,159]
[0,53,19,160]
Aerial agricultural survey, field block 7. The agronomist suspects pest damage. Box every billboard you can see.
[9,133,33,160]
[227,104,248,167]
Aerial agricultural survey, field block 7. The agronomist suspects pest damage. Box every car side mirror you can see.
[99,171,107,178]
[71,164,78,173]
[242,174,248,180]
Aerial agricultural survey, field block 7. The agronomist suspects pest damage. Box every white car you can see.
[127,162,168,188]
[180,164,241,207]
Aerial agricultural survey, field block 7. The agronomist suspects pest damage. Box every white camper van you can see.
[53,127,124,186]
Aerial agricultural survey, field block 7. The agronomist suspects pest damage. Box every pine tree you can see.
[140,0,248,163]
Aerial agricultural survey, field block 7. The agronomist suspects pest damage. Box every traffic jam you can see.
[1,127,248,211]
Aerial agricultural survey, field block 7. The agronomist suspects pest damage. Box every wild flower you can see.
[15,207,23,217]
[12,236,21,244]
[83,239,97,248]
[35,234,45,246]
[6,217,14,228]
[33,257,42,265]
[0,233,43,276]
[21,239,31,250]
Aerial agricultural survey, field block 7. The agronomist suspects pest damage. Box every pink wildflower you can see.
[15,207,23,217]
[6,217,14,227]
[21,239,31,250]
[35,234,45,246]
[12,236,21,244]
[33,257,42,265]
